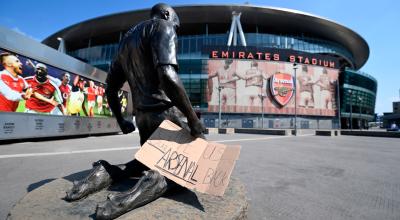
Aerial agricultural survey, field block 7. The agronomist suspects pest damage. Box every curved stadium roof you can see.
[42,4,369,69]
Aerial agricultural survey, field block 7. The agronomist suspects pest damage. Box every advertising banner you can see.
[135,120,241,196]
[207,59,339,116]
[0,48,128,117]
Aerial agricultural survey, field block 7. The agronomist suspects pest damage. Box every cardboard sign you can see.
[135,120,241,196]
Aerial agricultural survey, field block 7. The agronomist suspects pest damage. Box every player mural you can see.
[207,59,339,116]
[0,48,128,118]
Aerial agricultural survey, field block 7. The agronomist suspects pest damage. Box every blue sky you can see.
[1,0,399,114]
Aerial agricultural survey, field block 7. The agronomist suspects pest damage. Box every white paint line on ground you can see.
[0,146,140,159]
[215,135,290,143]
[215,133,313,143]
[0,134,313,159]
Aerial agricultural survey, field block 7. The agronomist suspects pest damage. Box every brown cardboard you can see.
[135,120,241,196]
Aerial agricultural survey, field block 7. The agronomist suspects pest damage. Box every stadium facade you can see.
[43,4,377,129]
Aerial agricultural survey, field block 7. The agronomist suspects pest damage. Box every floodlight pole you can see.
[218,85,224,128]
[293,63,298,136]
[358,97,363,130]
[336,78,341,129]
[349,90,353,130]
[258,94,267,128]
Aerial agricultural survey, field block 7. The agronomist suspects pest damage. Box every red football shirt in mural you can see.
[59,84,71,108]
[0,70,28,112]
[25,77,62,113]
[86,86,96,102]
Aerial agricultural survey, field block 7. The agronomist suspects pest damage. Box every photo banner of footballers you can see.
[207,59,339,116]
[0,48,128,117]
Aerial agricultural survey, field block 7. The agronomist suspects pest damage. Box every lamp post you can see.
[358,97,363,130]
[336,78,341,129]
[258,93,267,128]
[349,90,353,130]
[218,85,224,128]
[293,63,298,135]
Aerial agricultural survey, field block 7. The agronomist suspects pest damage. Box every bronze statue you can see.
[65,3,205,219]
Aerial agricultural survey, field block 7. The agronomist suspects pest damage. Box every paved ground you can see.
[0,133,400,220]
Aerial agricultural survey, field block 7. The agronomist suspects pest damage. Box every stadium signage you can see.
[207,46,338,69]
[270,72,294,106]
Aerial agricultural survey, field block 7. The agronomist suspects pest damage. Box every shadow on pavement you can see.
[27,178,56,192]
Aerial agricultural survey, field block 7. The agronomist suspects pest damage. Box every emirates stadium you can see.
[40,4,377,130]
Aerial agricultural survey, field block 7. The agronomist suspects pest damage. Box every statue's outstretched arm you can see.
[106,60,135,134]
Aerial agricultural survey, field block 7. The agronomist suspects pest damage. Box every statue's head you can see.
[151,3,180,29]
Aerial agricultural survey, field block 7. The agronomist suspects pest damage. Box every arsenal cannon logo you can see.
[270,72,294,106]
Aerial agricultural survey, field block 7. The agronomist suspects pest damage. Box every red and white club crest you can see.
[270,72,294,106]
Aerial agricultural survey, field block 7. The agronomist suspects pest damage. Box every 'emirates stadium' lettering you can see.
[210,50,336,68]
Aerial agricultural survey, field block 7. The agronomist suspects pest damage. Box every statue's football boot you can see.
[65,160,124,201]
[95,170,168,220]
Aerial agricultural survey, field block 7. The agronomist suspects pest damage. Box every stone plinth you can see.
[8,175,248,220]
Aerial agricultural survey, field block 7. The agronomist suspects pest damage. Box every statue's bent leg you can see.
[91,108,184,218]
[123,159,150,178]
[95,170,169,220]
[65,160,125,201]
